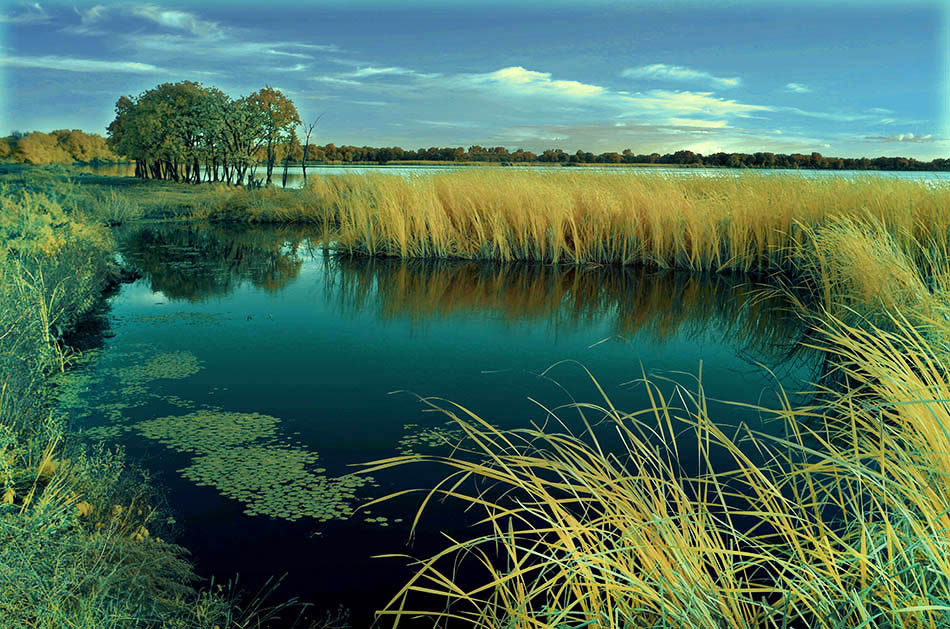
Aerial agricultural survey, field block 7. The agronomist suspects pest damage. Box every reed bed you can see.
[305,171,950,274]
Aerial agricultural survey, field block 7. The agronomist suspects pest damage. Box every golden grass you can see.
[305,171,950,274]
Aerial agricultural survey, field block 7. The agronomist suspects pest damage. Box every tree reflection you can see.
[119,224,319,301]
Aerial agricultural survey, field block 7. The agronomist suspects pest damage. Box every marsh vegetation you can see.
[4,164,950,627]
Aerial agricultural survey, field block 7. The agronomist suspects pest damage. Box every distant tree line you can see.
[0,130,117,165]
[288,144,949,171]
[106,81,301,186]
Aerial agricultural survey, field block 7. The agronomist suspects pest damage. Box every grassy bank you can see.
[0,178,310,626]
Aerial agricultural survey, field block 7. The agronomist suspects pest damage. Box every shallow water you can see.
[57,223,824,624]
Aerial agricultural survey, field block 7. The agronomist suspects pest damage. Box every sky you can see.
[1,0,949,159]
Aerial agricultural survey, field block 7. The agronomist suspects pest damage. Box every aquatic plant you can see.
[135,410,282,454]
[180,445,372,523]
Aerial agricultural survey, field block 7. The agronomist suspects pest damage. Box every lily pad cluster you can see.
[397,422,465,455]
[114,351,202,384]
[135,312,225,326]
[134,410,281,454]
[179,445,372,522]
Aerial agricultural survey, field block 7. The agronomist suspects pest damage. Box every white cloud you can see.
[785,83,811,93]
[622,64,741,89]
[131,33,333,64]
[340,66,440,80]
[272,63,309,72]
[455,66,605,99]
[416,120,481,128]
[0,1,48,24]
[668,118,730,128]
[0,54,166,74]
[620,90,771,117]
[311,76,363,87]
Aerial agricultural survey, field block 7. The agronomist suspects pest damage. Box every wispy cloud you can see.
[619,90,770,118]
[622,64,741,89]
[864,133,942,143]
[272,63,310,73]
[0,1,48,24]
[130,33,334,64]
[311,76,363,87]
[130,4,223,38]
[668,118,730,128]
[0,54,166,74]
[416,120,481,128]
[785,82,811,93]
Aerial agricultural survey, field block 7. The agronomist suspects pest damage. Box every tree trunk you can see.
[265,139,274,185]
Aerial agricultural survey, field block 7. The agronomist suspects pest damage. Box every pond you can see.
[56,223,825,625]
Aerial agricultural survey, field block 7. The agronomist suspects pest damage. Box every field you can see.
[3,165,950,627]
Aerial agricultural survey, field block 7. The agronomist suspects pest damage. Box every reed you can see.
[304,171,950,274]
[365,311,950,627]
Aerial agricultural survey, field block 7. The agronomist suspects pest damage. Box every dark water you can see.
[57,224,823,626]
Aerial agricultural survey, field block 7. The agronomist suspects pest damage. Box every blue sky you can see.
[2,0,948,158]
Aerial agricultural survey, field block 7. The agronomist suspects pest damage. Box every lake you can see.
[80,162,950,190]
[56,223,824,625]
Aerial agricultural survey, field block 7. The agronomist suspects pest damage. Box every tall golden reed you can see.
[305,171,949,273]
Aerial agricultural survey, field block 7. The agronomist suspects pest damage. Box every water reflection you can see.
[119,224,814,371]
[118,224,316,301]
[326,255,812,366]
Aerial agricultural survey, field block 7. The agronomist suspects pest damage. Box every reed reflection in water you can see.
[325,255,816,370]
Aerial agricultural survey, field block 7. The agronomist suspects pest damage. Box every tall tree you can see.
[247,86,300,186]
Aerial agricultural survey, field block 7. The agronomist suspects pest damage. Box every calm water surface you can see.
[58,224,824,625]
[81,162,950,189]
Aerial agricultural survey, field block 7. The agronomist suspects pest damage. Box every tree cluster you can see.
[0,130,117,165]
[106,81,301,185]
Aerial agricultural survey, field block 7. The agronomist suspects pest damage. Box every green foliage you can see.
[108,81,300,186]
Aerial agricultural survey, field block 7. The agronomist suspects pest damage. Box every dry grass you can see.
[305,171,949,275]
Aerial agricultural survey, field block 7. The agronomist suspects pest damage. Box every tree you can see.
[247,86,300,186]
[282,130,300,188]
[300,113,323,185]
